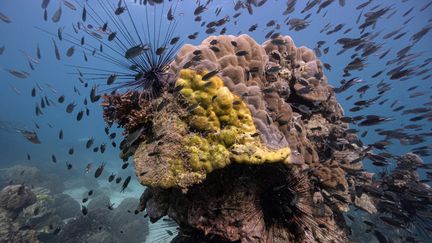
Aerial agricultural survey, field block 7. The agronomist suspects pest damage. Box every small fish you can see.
[52,154,57,163]
[85,163,92,173]
[41,0,50,9]
[52,5,62,23]
[90,86,100,103]
[125,44,149,59]
[6,69,29,79]
[0,12,11,23]
[66,162,72,170]
[94,162,106,178]
[194,4,206,16]
[235,50,248,56]
[121,176,131,192]
[202,70,219,81]
[76,111,84,121]
[43,9,48,21]
[86,137,94,149]
[66,46,75,57]
[170,37,180,45]
[209,46,220,52]
[57,95,65,103]
[81,205,88,215]
[20,130,42,144]
[66,102,76,113]
[88,190,93,196]
[121,163,129,169]
[63,0,76,10]
[108,173,115,182]
[107,203,115,210]
[166,6,174,21]
[115,177,122,184]
[248,24,258,32]
[52,39,61,60]
[82,5,87,22]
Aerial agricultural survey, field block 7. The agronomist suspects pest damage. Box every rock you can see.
[0,185,36,218]
[52,194,80,219]
[87,193,111,212]
[111,197,149,243]
[0,208,39,243]
[0,165,65,194]
[57,207,116,243]
[87,230,118,243]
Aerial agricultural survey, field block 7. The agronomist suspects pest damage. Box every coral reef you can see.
[103,34,432,242]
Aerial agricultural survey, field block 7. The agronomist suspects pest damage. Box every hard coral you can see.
[134,69,291,189]
[104,34,372,242]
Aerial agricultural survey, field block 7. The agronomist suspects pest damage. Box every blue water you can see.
[0,0,431,242]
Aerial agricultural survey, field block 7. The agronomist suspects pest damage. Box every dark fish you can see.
[82,198,88,203]
[0,12,11,23]
[235,50,248,56]
[248,24,258,32]
[359,115,392,127]
[209,46,220,52]
[82,5,87,22]
[57,95,65,103]
[106,32,116,42]
[88,190,93,196]
[86,137,94,149]
[66,102,76,113]
[94,162,106,178]
[156,47,166,55]
[202,70,219,81]
[121,163,129,169]
[81,205,88,215]
[76,111,84,121]
[68,147,74,155]
[121,176,131,192]
[194,4,206,16]
[100,143,106,153]
[52,39,60,60]
[125,44,149,59]
[43,9,48,21]
[124,127,144,148]
[66,162,72,170]
[115,177,122,184]
[108,173,115,182]
[167,6,174,21]
[90,86,100,103]
[52,154,57,163]
[170,37,180,45]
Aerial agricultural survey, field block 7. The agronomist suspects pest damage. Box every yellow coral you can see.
[177,69,291,174]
